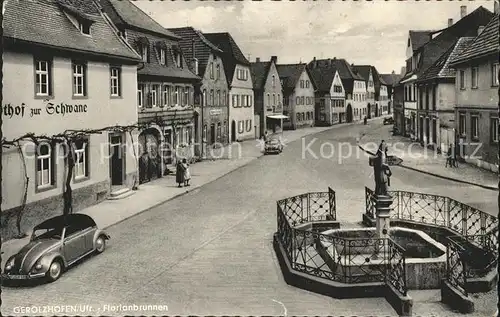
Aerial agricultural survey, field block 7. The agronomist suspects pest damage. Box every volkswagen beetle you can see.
[2,214,110,283]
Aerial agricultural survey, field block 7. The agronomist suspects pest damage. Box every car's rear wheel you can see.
[95,236,106,254]
[47,260,63,282]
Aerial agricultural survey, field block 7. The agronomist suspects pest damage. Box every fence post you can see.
[480,212,487,236]
[462,203,467,236]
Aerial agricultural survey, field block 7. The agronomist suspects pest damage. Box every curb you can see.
[102,126,339,230]
[104,156,263,231]
[356,143,497,191]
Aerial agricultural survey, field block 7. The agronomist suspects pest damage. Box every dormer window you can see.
[79,21,91,35]
[174,53,182,68]
[160,49,166,65]
[141,45,148,62]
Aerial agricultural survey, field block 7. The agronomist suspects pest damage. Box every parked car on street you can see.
[2,214,110,283]
[383,117,394,125]
[264,137,284,154]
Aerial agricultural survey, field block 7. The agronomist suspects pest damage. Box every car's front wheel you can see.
[95,236,106,254]
[46,259,63,282]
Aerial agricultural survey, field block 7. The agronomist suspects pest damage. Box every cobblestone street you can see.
[2,120,497,316]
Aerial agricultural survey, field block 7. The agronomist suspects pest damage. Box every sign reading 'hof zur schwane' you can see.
[2,102,88,118]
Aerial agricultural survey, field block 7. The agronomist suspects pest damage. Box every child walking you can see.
[182,158,191,186]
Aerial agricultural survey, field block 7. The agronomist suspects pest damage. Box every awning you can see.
[267,114,288,119]
[399,74,417,84]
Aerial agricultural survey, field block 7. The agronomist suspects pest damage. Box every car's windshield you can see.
[267,139,279,144]
[32,227,63,240]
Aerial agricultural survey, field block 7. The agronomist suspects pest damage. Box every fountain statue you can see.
[369,140,394,253]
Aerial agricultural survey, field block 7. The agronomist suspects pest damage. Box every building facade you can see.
[2,0,141,240]
[169,27,230,152]
[307,58,346,125]
[250,56,286,137]
[449,14,499,172]
[331,58,366,122]
[353,65,377,118]
[414,37,475,150]
[204,32,255,142]
[276,63,316,129]
[380,71,403,115]
[101,0,200,184]
[400,6,494,140]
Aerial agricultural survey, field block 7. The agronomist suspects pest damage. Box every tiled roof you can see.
[415,6,494,78]
[100,0,180,39]
[306,60,338,93]
[3,0,140,61]
[353,65,386,97]
[168,27,223,77]
[276,63,307,91]
[409,30,435,51]
[380,73,402,86]
[449,14,499,65]
[250,61,272,90]
[417,37,475,82]
[203,32,250,86]
[330,58,365,94]
[352,65,371,82]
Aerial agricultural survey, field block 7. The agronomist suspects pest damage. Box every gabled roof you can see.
[409,30,435,51]
[168,27,223,77]
[100,0,180,39]
[306,59,339,93]
[203,32,250,86]
[417,37,475,82]
[414,6,494,77]
[276,63,308,91]
[250,61,272,90]
[327,58,365,94]
[380,73,402,86]
[3,0,140,62]
[352,65,372,82]
[449,14,499,66]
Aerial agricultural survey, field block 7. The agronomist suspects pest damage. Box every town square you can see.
[1,0,498,316]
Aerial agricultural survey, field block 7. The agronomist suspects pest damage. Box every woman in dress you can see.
[176,160,185,187]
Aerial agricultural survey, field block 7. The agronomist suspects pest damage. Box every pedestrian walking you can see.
[175,160,185,187]
[182,158,191,187]
[445,144,453,167]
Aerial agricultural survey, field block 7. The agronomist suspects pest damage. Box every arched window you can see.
[202,89,207,107]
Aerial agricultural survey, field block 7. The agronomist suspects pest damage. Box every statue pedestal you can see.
[374,194,393,255]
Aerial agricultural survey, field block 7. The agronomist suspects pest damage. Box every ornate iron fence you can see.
[387,239,407,296]
[276,193,408,295]
[277,188,337,225]
[446,237,468,296]
[364,187,498,238]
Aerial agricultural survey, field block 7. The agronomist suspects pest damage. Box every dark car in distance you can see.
[2,214,110,283]
[383,117,394,125]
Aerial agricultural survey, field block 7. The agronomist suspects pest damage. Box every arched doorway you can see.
[138,128,162,184]
[367,103,371,119]
[375,104,379,117]
[231,120,236,142]
[346,104,353,123]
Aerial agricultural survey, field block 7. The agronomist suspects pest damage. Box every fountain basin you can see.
[320,227,447,289]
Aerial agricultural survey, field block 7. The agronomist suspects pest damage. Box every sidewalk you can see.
[359,125,498,190]
[0,125,335,268]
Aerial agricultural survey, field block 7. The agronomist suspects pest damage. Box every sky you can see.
[133,0,494,74]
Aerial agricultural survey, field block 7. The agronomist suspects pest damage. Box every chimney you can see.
[448,18,453,27]
[191,38,196,58]
[327,58,332,66]
[256,57,260,63]
[313,56,317,68]
[460,5,467,19]
[271,55,277,64]
[391,70,395,75]
[494,0,499,14]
